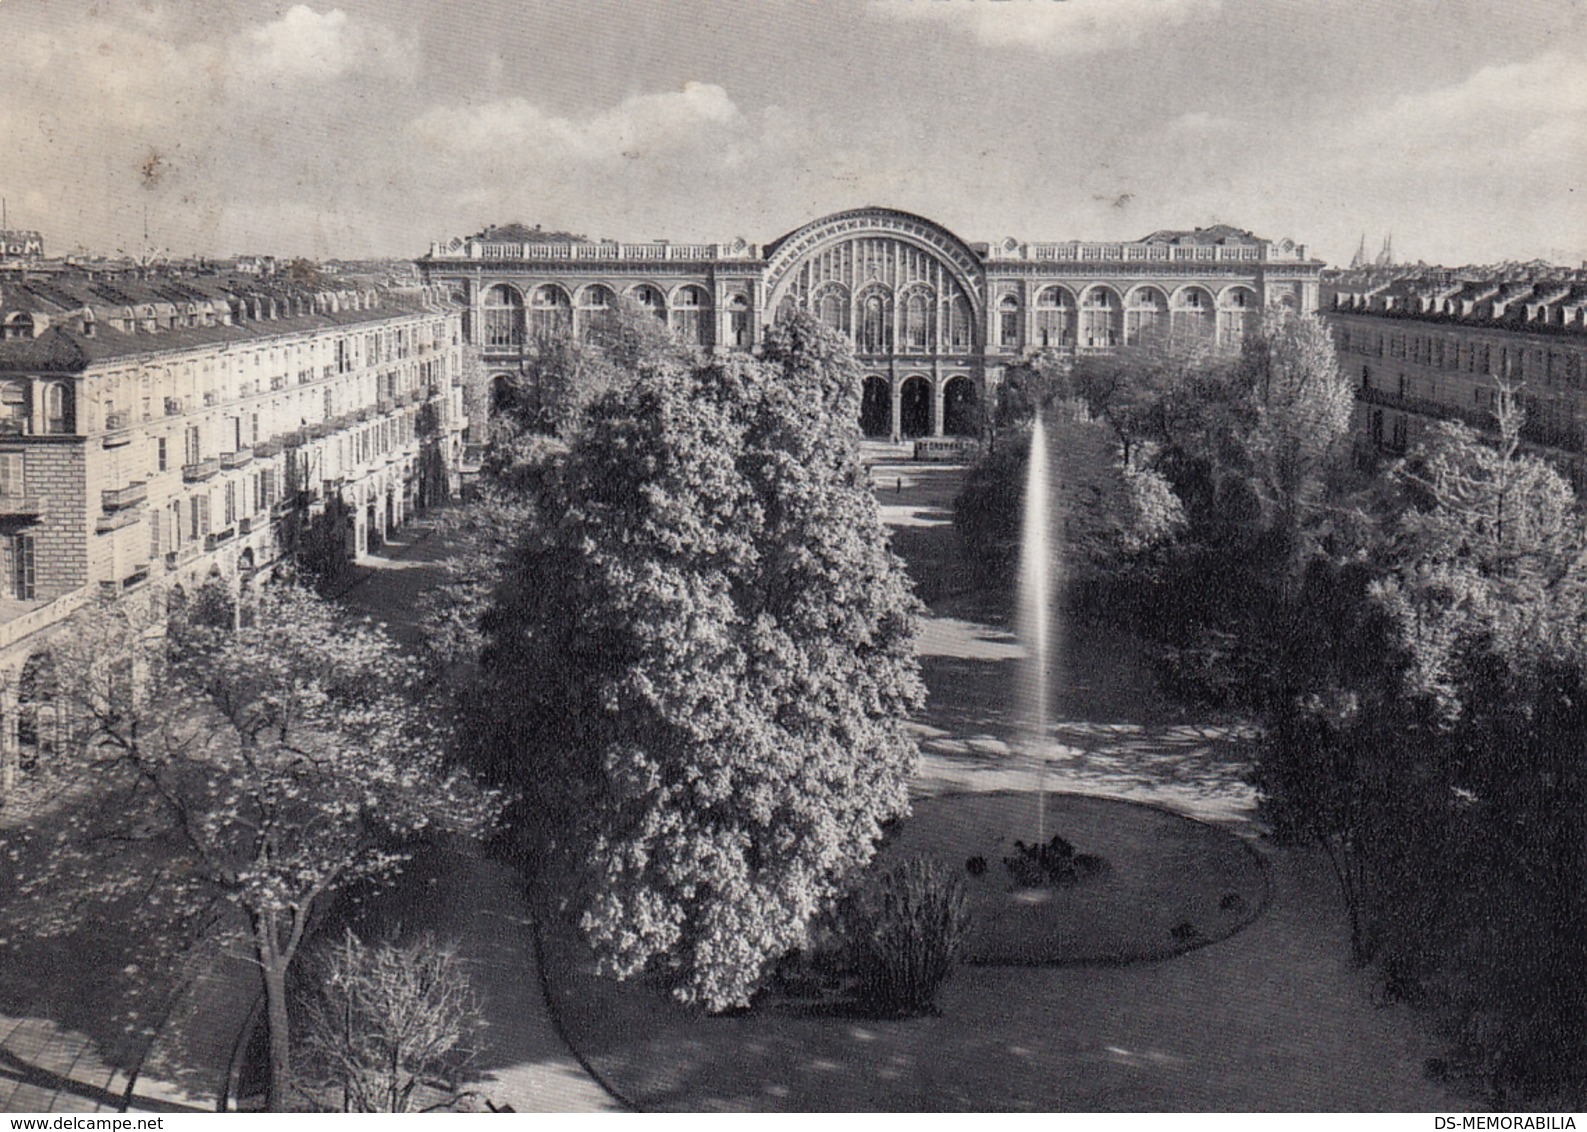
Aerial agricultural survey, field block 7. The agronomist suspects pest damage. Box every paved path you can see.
[0,508,615,1114]
[331,515,620,1112]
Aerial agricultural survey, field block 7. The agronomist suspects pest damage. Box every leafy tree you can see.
[293,931,485,1112]
[2,586,496,1110]
[954,404,1183,587]
[992,352,1074,440]
[1230,307,1357,566]
[1256,395,1587,1098]
[487,294,688,447]
[473,312,923,1010]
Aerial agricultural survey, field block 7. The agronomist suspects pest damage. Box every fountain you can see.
[1017,416,1057,843]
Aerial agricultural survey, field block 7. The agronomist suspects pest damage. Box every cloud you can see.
[873,0,1218,56]
[240,4,415,82]
[1337,48,1587,175]
[412,82,743,164]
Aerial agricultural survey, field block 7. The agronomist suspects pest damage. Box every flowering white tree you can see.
[4,585,495,1111]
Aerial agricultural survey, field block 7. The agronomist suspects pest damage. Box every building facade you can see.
[0,275,469,799]
[1326,270,1587,488]
[419,208,1322,441]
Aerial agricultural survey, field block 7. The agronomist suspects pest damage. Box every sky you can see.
[1,0,1584,267]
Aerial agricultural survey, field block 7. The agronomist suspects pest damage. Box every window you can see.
[815,287,851,337]
[946,295,972,352]
[998,294,1021,349]
[251,413,260,445]
[1125,288,1167,345]
[184,425,201,467]
[670,286,712,347]
[631,285,667,324]
[729,295,751,348]
[1035,288,1074,347]
[224,482,237,527]
[0,453,23,498]
[1082,289,1118,348]
[901,289,934,352]
[149,511,162,560]
[43,384,71,434]
[190,493,210,542]
[577,285,615,343]
[483,285,527,347]
[860,293,891,354]
[0,383,26,435]
[157,437,168,472]
[529,285,571,338]
[11,533,36,600]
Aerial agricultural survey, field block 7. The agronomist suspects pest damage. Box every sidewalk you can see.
[1,506,614,1114]
[320,513,621,1112]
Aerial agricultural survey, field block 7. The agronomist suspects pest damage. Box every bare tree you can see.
[294,931,486,1113]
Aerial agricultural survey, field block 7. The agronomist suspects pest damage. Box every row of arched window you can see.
[480,283,751,349]
[0,380,76,436]
[999,284,1258,350]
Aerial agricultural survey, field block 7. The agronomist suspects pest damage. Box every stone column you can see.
[890,374,903,444]
[932,377,946,438]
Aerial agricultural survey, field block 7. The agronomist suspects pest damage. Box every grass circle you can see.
[886,791,1267,965]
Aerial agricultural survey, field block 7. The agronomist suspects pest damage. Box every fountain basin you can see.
[886,790,1267,966]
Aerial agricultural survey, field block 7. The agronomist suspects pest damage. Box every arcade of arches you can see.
[425,208,1322,445]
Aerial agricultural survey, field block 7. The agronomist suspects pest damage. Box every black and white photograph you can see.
[0,0,1584,1116]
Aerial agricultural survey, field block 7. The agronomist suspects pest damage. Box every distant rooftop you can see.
[1137,225,1261,247]
[468,222,589,244]
[0,275,455,370]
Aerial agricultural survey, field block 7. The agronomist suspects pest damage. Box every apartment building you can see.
[1326,269,1587,487]
[0,275,469,798]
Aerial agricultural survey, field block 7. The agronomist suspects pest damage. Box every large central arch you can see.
[763,208,986,352]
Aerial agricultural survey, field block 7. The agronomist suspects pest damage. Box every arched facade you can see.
[421,208,1323,442]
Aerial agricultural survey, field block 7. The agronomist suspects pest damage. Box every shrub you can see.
[846,856,970,1015]
[292,931,485,1113]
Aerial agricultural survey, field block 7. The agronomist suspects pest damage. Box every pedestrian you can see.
[896,476,902,495]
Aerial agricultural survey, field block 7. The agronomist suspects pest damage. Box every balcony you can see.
[239,516,253,535]
[305,421,332,439]
[95,509,140,534]
[182,457,221,483]
[204,528,236,551]
[101,482,148,511]
[164,544,200,569]
[377,397,396,414]
[255,438,283,458]
[164,397,185,417]
[220,448,254,470]
[0,493,42,516]
[202,390,220,407]
[102,410,133,448]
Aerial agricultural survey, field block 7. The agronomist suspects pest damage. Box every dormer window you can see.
[2,313,35,340]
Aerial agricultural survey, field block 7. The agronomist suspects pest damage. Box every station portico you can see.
[419,208,1321,440]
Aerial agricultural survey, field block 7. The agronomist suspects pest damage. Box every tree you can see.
[293,931,485,1112]
[1230,306,1356,568]
[487,294,688,446]
[1254,395,1587,1097]
[954,403,1184,587]
[473,312,923,1010]
[2,585,496,1111]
